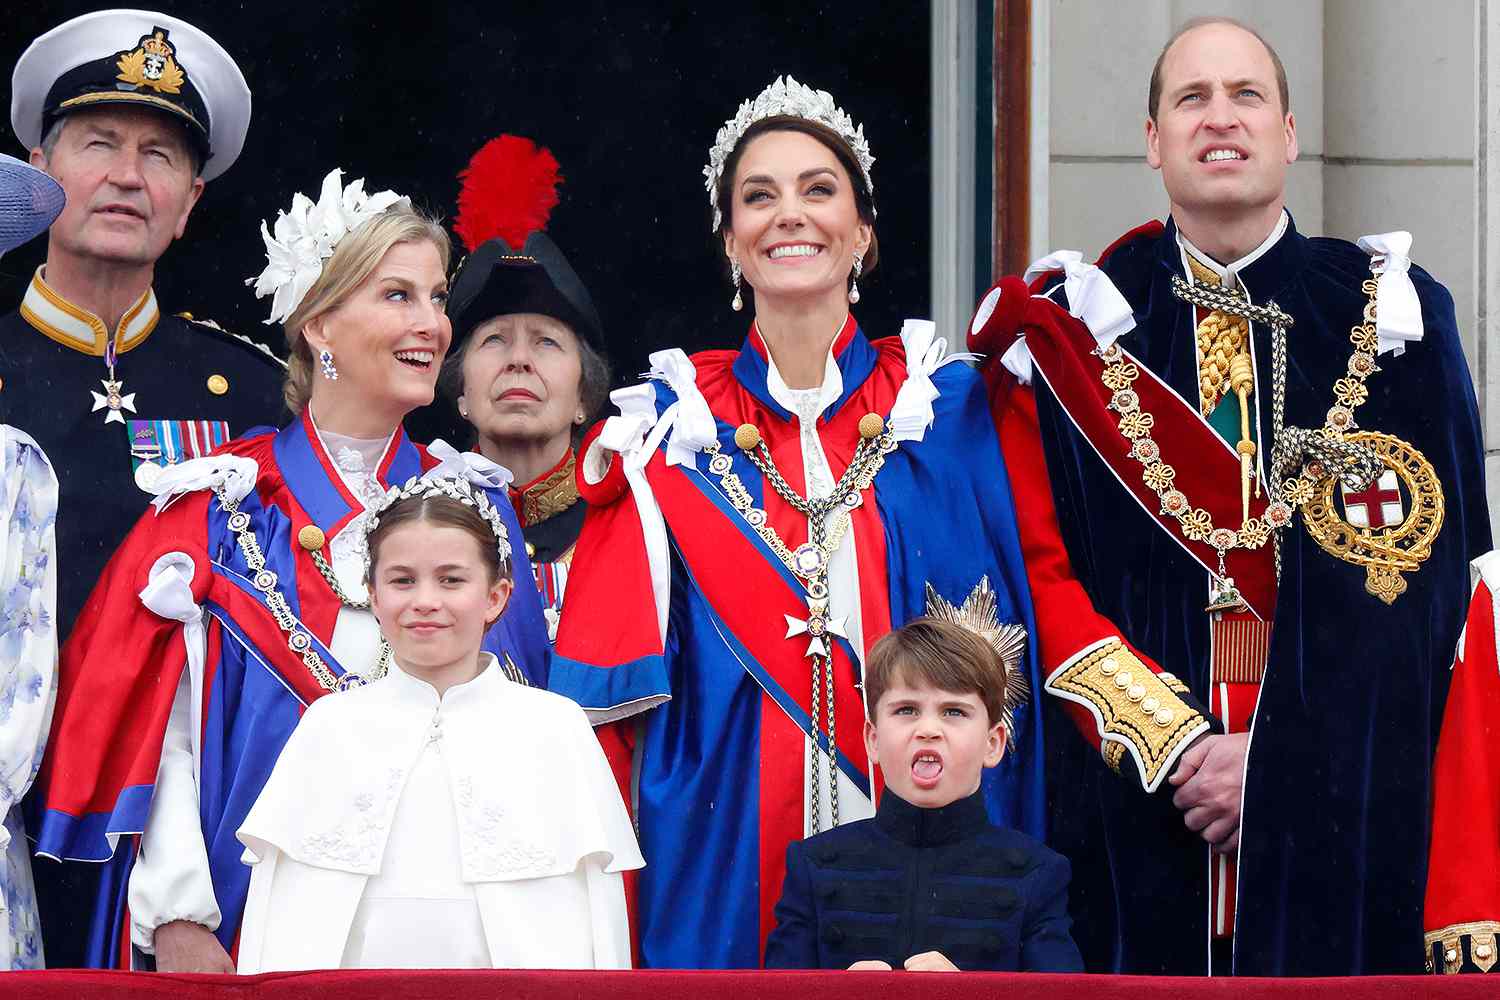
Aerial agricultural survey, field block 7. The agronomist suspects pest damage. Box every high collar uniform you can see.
[549,317,1046,969]
[990,215,1490,975]
[764,789,1082,971]
[0,269,286,633]
[31,411,551,968]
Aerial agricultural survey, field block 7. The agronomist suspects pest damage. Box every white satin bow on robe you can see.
[1356,231,1425,357]
[888,319,973,442]
[425,440,514,490]
[997,251,1137,383]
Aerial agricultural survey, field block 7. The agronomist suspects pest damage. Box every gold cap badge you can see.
[116,30,185,95]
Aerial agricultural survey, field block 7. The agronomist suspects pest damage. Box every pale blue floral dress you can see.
[0,427,58,969]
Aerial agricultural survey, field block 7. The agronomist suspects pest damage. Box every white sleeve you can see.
[584,861,632,969]
[127,668,221,954]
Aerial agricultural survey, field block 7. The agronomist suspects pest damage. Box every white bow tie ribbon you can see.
[888,319,973,442]
[149,455,260,513]
[595,383,662,475]
[1023,250,1137,349]
[645,349,718,468]
[425,439,514,490]
[998,250,1137,383]
[1355,231,1424,356]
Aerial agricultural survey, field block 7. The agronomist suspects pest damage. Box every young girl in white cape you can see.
[235,477,641,971]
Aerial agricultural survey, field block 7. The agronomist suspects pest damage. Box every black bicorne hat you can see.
[447,136,603,351]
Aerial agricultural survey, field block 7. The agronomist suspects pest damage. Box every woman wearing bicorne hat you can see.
[29,171,549,971]
[547,77,1047,968]
[0,153,65,971]
[442,136,613,643]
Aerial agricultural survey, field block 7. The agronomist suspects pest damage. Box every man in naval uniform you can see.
[967,15,1490,977]
[5,9,284,639]
[5,10,284,967]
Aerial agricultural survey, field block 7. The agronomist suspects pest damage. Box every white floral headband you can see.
[702,75,876,233]
[247,168,411,325]
[363,475,512,574]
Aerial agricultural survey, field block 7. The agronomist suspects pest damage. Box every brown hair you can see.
[1147,16,1290,119]
[715,115,879,277]
[438,316,613,448]
[864,618,1006,727]
[281,206,452,415]
[365,492,512,587]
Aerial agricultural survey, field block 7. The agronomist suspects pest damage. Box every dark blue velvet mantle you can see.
[1034,217,1491,975]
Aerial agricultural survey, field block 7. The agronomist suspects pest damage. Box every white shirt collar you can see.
[1177,210,1289,291]
[758,325,845,421]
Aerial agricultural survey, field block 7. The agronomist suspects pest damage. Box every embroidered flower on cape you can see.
[247,169,411,326]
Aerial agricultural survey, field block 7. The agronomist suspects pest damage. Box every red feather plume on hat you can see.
[453,135,562,253]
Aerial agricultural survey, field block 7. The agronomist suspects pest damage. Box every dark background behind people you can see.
[4,1,932,444]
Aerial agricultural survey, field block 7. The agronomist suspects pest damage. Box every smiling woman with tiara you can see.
[30,170,548,971]
[547,77,1047,968]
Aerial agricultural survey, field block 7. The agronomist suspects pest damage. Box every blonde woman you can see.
[31,170,548,971]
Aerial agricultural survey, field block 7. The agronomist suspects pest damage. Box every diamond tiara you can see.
[702,75,875,233]
[364,475,512,570]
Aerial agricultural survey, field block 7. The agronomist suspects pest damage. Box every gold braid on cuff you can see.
[1045,638,1208,791]
[1426,921,1500,974]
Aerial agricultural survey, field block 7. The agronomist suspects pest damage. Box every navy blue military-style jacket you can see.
[0,273,286,636]
[763,789,1083,972]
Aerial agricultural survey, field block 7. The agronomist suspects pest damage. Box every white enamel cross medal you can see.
[90,342,136,425]
[785,600,850,658]
[90,377,137,425]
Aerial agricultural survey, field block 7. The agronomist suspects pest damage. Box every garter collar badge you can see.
[1156,264,1443,605]
[1275,273,1444,603]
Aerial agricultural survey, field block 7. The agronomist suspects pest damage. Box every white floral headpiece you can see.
[703,75,876,233]
[364,475,512,572]
[247,168,411,326]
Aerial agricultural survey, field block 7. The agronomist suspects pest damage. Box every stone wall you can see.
[1038,0,1492,535]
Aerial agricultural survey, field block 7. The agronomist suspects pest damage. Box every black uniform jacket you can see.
[0,281,285,637]
[763,789,1083,972]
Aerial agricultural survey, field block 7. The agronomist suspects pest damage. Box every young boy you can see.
[763,618,1082,972]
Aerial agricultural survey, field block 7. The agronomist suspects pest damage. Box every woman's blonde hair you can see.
[281,206,452,414]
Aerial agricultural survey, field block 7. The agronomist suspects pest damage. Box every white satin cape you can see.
[235,654,643,971]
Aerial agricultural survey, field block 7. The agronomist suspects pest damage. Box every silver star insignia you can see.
[90,378,137,425]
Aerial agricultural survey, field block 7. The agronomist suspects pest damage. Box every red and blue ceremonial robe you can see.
[1425,549,1500,974]
[550,317,1047,969]
[29,410,549,967]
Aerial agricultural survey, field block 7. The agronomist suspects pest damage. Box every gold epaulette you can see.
[1426,921,1500,974]
[1044,637,1210,792]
